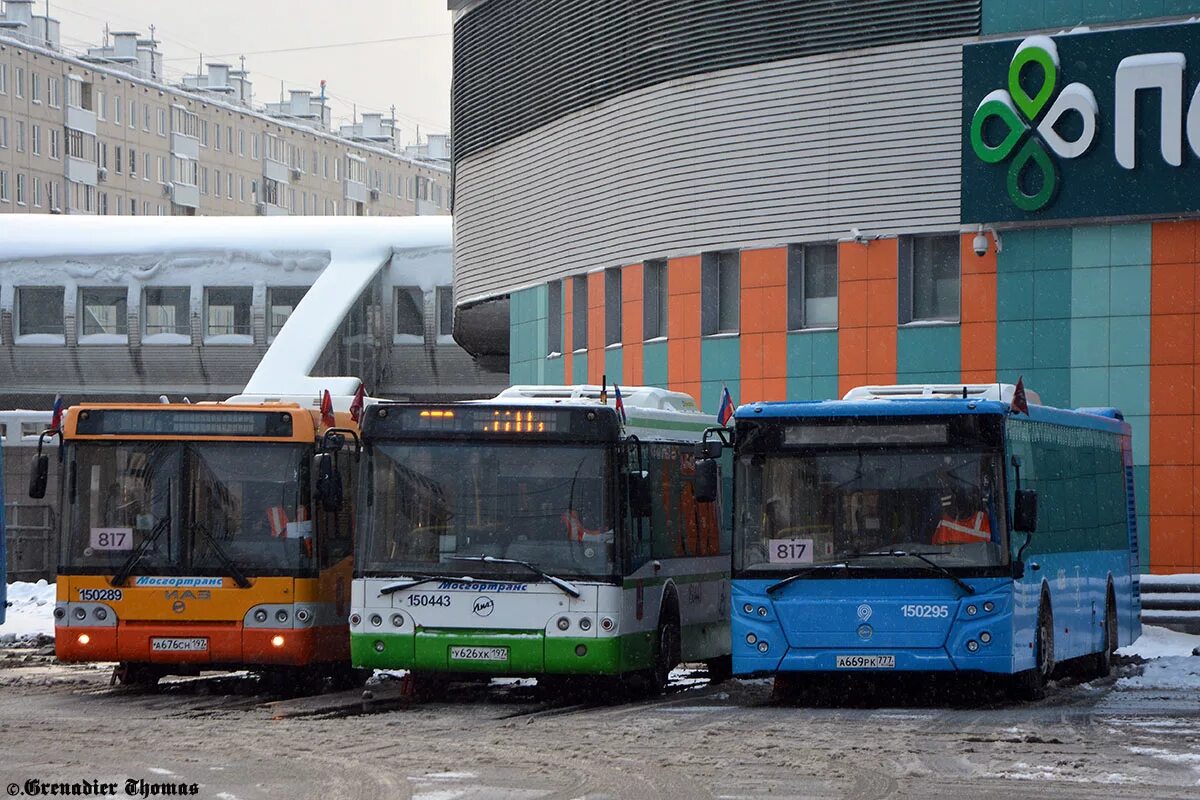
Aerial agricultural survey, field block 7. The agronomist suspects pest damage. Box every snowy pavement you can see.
[0,580,55,644]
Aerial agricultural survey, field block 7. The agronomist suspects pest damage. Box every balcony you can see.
[171,132,199,160]
[262,158,291,184]
[171,183,199,209]
[65,105,96,135]
[344,179,367,204]
[65,156,97,186]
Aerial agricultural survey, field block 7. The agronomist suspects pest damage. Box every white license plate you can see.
[150,637,208,652]
[449,646,508,662]
[835,654,895,669]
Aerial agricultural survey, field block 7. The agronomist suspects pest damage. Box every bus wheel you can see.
[1094,591,1117,679]
[115,663,160,688]
[704,655,732,685]
[652,612,682,694]
[1011,596,1054,701]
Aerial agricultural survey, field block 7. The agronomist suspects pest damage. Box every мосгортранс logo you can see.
[969,36,1098,212]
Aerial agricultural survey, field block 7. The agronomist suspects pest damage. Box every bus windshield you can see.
[735,448,1007,573]
[360,442,613,579]
[64,441,313,575]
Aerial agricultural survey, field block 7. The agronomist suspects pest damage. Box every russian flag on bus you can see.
[320,389,336,429]
[717,385,734,426]
[613,383,627,423]
[49,394,64,431]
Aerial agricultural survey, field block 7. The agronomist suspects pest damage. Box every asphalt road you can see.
[0,650,1197,799]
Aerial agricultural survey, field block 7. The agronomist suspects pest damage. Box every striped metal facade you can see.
[454,37,968,307]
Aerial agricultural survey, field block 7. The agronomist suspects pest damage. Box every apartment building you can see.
[0,0,449,217]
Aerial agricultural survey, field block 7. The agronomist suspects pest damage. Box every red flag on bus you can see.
[320,389,336,428]
[1011,376,1029,415]
[349,383,366,423]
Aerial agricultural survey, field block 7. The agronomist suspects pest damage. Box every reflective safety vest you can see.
[562,509,612,543]
[932,511,992,545]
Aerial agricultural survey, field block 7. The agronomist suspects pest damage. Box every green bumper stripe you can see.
[351,629,649,675]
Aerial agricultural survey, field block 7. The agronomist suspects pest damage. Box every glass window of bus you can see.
[317,449,355,567]
[735,441,1007,572]
[362,442,613,579]
[143,287,190,337]
[645,443,723,560]
[65,443,183,571]
[189,443,310,572]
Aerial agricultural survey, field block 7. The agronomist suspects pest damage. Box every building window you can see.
[547,280,562,355]
[129,147,136,175]
[67,78,91,110]
[32,176,41,207]
[143,287,190,337]
[436,286,454,338]
[14,66,23,98]
[643,259,668,340]
[0,116,7,149]
[48,77,60,108]
[143,103,151,131]
[115,145,122,173]
[571,276,588,351]
[901,235,960,323]
[95,89,104,119]
[787,243,838,330]
[50,129,59,160]
[16,120,24,152]
[158,107,166,135]
[0,170,8,202]
[0,64,6,94]
[251,133,259,160]
[204,287,252,338]
[79,288,128,337]
[15,172,25,205]
[394,286,424,337]
[16,287,64,337]
[31,124,40,156]
[267,286,307,337]
[238,129,245,157]
[604,267,622,346]
[701,250,740,335]
[30,72,40,103]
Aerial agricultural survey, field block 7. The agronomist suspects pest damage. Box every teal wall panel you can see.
[787,331,839,400]
[572,352,588,384]
[896,325,960,383]
[643,341,668,389]
[701,336,740,414]
[983,0,1189,35]
[603,347,624,386]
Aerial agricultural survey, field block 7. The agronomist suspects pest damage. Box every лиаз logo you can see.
[969,36,1098,211]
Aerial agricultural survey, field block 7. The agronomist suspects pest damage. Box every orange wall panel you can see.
[587,271,605,385]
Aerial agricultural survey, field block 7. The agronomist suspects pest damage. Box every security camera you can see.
[850,227,862,241]
[972,232,988,257]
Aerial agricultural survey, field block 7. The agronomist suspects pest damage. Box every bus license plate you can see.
[150,637,208,652]
[449,646,508,662]
[835,655,895,669]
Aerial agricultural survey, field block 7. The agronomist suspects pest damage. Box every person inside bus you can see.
[930,465,997,549]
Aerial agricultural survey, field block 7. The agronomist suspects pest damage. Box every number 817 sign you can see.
[768,538,814,564]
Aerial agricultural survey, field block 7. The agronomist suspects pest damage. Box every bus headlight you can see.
[350,613,362,626]
[983,601,995,613]
[53,607,66,621]
[369,614,383,627]
[556,617,570,631]
[979,631,992,644]
[966,605,978,616]
[94,608,108,621]
[271,635,285,648]
[757,607,768,617]
[743,603,754,614]
[254,609,269,623]
[579,617,592,631]
[275,609,289,624]
[757,641,769,653]
[600,617,615,632]
[77,634,90,645]
[745,633,757,645]
[374,640,385,652]
[72,607,87,621]
[295,608,311,624]
[966,639,979,652]
[390,614,404,628]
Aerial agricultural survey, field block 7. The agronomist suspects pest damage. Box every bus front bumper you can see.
[351,629,628,675]
[735,647,1014,676]
[56,622,340,667]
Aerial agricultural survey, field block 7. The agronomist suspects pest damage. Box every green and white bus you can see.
[350,385,731,691]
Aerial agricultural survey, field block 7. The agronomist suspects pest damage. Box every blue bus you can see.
[696,384,1141,698]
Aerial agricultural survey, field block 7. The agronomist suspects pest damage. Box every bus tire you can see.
[1094,588,1117,679]
[1011,594,1054,701]
[652,598,682,694]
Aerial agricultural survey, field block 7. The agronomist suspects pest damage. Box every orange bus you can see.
[31,402,361,688]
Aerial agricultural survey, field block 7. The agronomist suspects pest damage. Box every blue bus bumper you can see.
[732,578,1017,677]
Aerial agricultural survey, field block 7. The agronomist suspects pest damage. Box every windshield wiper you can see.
[450,555,582,598]
[766,563,860,595]
[871,550,976,596]
[378,573,527,596]
[192,522,251,588]
[110,515,172,587]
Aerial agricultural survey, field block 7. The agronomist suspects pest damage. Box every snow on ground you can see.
[0,580,56,644]
[1116,625,1200,691]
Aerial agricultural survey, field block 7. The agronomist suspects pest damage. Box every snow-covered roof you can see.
[0,215,453,402]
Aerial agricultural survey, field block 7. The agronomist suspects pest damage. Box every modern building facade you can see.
[0,0,450,218]
[450,0,1200,574]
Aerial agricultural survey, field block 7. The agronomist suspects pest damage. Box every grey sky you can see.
[46,0,452,145]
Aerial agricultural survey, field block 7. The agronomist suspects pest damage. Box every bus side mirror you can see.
[28,453,49,499]
[1014,489,1038,533]
[694,441,722,460]
[694,459,719,504]
[626,471,652,518]
[314,452,343,513]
